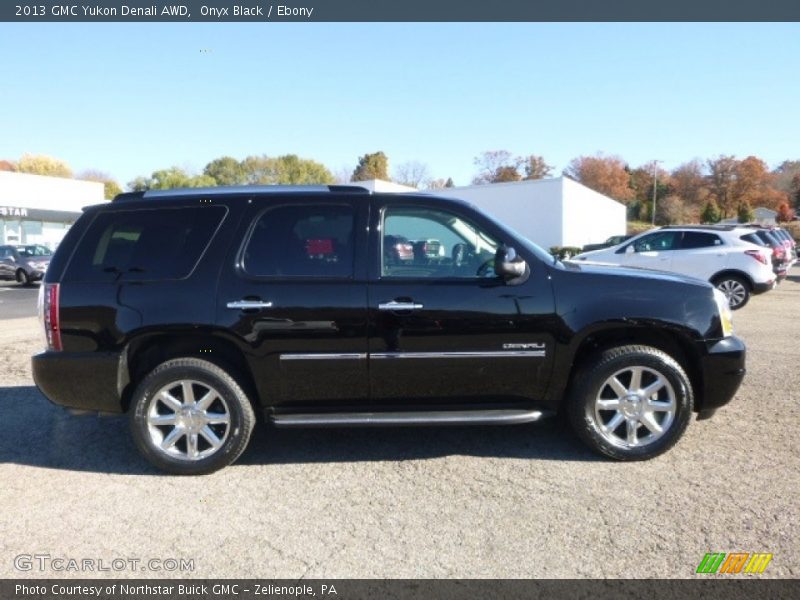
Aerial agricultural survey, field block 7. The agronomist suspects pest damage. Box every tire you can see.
[713,275,750,310]
[16,269,30,286]
[129,358,255,475]
[567,345,693,461]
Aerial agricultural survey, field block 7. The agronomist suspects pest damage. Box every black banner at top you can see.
[3,0,800,22]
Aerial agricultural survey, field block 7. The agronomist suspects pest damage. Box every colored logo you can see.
[696,552,773,574]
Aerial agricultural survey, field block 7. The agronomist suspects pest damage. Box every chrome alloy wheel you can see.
[589,366,676,449]
[146,380,231,461]
[717,279,747,308]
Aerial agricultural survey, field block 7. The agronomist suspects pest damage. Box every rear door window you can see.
[65,206,226,282]
[679,232,722,249]
[242,204,355,278]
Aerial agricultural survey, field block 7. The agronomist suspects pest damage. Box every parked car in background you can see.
[571,225,775,309]
[768,227,797,264]
[0,244,51,285]
[740,229,789,280]
[32,185,745,474]
[582,234,632,253]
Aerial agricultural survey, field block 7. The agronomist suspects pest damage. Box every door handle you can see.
[378,300,424,311]
[226,300,273,310]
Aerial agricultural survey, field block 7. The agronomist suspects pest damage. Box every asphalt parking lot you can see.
[0,271,798,579]
[0,281,39,320]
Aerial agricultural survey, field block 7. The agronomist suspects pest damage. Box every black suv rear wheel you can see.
[568,345,693,460]
[130,358,255,475]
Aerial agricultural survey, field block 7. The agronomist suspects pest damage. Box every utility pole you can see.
[651,160,661,225]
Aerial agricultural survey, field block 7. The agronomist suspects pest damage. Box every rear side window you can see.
[740,233,767,246]
[65,206,226,282]
[242,204,355,278]
[680,232,722,249]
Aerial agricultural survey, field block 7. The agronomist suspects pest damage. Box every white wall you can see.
[349,179,417,193]
[560,177,627,247]
[430,178,565,249]
[0,171,105,212]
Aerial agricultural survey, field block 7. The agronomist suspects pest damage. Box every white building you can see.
[433,177,625,249]
[0,171,106,248]
[350,177,625,250]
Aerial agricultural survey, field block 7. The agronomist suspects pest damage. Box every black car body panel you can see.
[33,189,745,422]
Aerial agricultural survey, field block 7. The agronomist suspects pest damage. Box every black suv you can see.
[32,186,746,474]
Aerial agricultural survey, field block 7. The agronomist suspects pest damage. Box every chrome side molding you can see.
[280,353,367,361]
[226,300,273,309]
[378,300,424,311]
[271,409,546,427]
[371,350,545,359]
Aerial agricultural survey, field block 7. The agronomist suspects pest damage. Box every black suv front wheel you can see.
[568,345,693,460]
[130,358,255,475]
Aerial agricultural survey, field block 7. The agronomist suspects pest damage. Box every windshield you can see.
[15,245,52,257]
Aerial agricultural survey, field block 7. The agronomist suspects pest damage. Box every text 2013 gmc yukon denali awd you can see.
[32,186,746,474]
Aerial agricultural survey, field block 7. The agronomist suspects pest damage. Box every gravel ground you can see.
[0,272,798,579]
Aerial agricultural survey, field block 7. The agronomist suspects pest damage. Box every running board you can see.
[270,409,548,428]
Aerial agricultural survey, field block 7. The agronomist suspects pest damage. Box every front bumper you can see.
[696,335,746,417]
[32,351,124,413]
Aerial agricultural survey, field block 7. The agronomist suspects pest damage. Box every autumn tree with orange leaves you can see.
[563,154,634,203]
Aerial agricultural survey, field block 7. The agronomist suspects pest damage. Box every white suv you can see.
[571,226,775,309]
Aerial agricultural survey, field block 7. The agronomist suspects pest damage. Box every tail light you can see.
[40,283,62,351]
[745,249,768,265]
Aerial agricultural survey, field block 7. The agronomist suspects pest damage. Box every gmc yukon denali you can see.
[32,186,746,474]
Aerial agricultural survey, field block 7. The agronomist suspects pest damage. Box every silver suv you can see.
[0,244,52,285]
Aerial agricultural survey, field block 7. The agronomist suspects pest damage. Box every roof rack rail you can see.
[113,184,372,202]
[660,224,739,231]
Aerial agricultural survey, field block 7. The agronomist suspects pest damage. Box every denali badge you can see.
[503,343,545,350]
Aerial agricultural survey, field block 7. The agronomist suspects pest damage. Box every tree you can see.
[522,155,552,180]
[78,169,123,199]
[17,154,73,178]
[707,155,787,217]
[630,163,670,214]
[701,199,721,223]
[445,177,454,188]
[669,160,708,208]
[772,160,800,195]
[472,150,522,184]
[776,202,795,223]
[792,174,800,210]
[0,160,15,171]
[128,167,216,191]
[705,155,738,218]
[352,152,389,181]
[737,201,754,223]
[656,195,688,225]
[240,154,333,185]
[204,156,246,186]
[394,161,430,188]
[272,154,334,184]
[563,154,634,203]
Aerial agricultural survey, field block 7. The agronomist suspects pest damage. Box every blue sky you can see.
[1,22,798,187]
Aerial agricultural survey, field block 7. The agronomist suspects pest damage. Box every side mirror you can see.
[625,245,635,254]
[495,246,527,281]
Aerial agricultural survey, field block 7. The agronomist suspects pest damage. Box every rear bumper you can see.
[697,336,746,416]
[32,351,124,413]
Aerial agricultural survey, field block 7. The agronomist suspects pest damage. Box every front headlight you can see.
[713,288,734,337]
